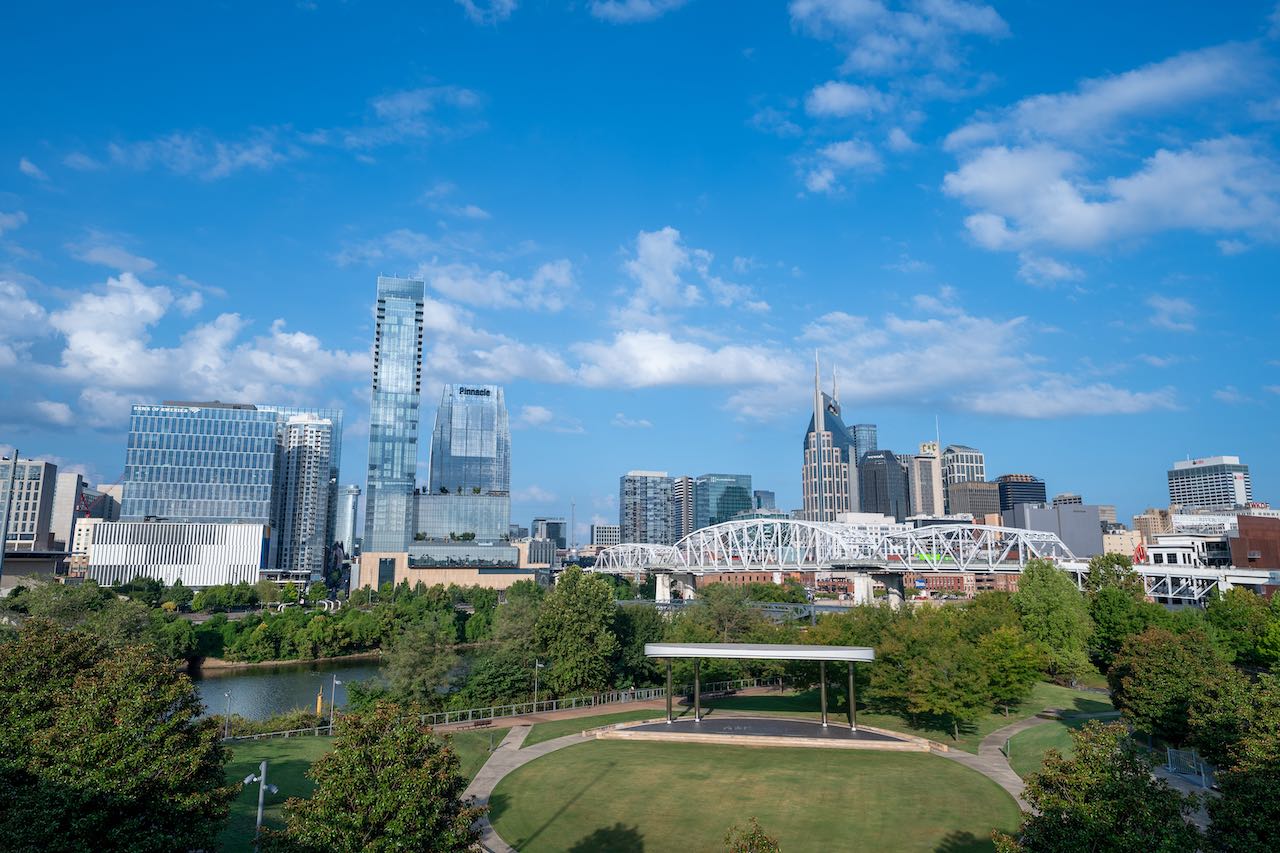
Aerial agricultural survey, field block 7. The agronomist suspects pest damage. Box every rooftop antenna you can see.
[832,365,839,405]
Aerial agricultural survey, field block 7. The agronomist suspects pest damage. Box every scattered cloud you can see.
[589,0,688,24]
[512,404,554,428]
[883,252,931,273]
[611,412,653,429]
[68,231,157,274]
[1216,238,1248,255]
[1138,354,1179,368]
[946,44,1261,149]
[63,152,101,171]
[1147,295,1196,332]
[944,137,1280,251]
[0,211,27,236]
[968,380,1178,418]
[513,484,558,503]
[803,138,882,193]
[18,157,48,181]
[805,81,893,117]
[1017,252,1083,286]
[886,127,919,152]
[789,0,1008,75]
[420,182,491,219]
[749,106,802,137]
[1212,385,1251,404]
[455,0,517,25]
[107,130,292,179]
[419,258,575,312]
[575,330,795,388]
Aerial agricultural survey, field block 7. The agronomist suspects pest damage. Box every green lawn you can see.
[1004,711,1121,779]
[695,681,1111,753]
[219,726,509,850]
[490,740,1022,852]
[221,736,332,851]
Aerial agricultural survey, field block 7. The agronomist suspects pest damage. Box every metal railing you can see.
[223,675,790,741]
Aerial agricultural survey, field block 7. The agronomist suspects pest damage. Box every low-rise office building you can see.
[353,545,530,591]
[86,521,268,587]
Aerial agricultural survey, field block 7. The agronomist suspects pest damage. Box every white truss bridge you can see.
[590,518,1275,607]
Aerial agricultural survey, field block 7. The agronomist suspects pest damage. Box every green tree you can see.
[0,620,234,852]
[613,604,666,688]
[304,582,327,605]
[448,646,532,707]
[1088,585,1160,670]
[976,624,1041,715]
[694,583,763,642]
[161,578,195,609]
[384,611,460,710]
[724,817,781,852]
[265,703,484,852]
[994,721,1201,853]
[1204,587,1271,665]
[1206,766,1280,852]
[1084,552,1143,596]
[1012,559,1093,682]
[533,565,619,696]
[907,638,990,739]
[281,581,301,603]
[1107,627,1222,746]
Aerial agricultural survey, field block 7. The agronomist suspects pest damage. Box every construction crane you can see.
[78,473,123,517]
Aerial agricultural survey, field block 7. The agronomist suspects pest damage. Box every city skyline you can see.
[2,2,1279,534]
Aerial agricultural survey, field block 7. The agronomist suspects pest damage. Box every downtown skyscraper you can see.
[802,357,859,522]
[363,276,426,553]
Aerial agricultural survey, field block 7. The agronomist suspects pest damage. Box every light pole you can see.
[533,659,545,710]
[329,674,342,734]
[0,447,18,585]
[223,691,233,739]
[243,760,278,851]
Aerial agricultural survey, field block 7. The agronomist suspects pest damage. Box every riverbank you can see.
[193,650,384,674]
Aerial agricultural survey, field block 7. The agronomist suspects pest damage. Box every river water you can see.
[192,658,386,721]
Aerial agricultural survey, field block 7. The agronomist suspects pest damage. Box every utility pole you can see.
[329,674,341,734]
[0,448,17,590]
[223,691,233,739]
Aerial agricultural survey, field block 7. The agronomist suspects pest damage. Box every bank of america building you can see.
[89,401,342,587]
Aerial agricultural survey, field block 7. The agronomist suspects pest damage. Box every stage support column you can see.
[848,662,857,732]
[819,660,828,727]
[694,659,701,722]
[666,659,673,724]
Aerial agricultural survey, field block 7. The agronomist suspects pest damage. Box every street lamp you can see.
[533,659,546,710]
[243,760,279,851]
[328,674,342,734]
[223,691,233,739]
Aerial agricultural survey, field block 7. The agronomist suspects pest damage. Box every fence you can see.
[1166,746,1216,789]
[222,675,790,742]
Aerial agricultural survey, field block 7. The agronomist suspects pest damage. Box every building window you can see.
[1153,553,1163,564]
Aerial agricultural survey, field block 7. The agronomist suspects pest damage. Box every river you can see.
[193,658,386,721]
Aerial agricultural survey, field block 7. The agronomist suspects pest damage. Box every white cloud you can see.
[0,211,28,235]
[69,232,158,274]
[589,0,687,23]
[805,81,893,117]
[1138,354,1178,368]
[623,226,697,312]
[1213,385,1251,404]
[419,258,575,312]
[1147,295,1196,332]
[18,158,48,181]
[749,107,802,138]
[943,138,1280,251]
[0,280,49,366]
[32,400,74,426]
[512,405,554,428]
[513,484,557,503]
[574,331,795,388]
[804,138,882,193]
[108,130,290,179]
[611,412,653,429]
[63,152,101,171]
[886,127,919,152]
[1216,238,1249,255]
[789,0,1008,75]
[968,380,1178,418]
[39,273,366,426]
[946,44,1261,149]
[1016,252,1083,286]
[455,0,517,24]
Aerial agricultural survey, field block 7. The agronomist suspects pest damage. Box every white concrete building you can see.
[86,521,268,587]
[1,457,57,551]
[590,523,621,547]
[908,442,945,517]
[272,414,336,583]
[1168,455,1252,511]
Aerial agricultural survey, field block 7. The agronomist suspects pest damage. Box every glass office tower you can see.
[427,385,511,495]
[364,276,426,553]
[693,473,753,530]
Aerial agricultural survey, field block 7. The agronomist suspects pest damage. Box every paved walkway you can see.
[463,725,594,853]
[932,714,1052,810]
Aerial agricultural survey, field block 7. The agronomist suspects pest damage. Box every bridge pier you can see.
[656,573,672,603]
[881,573,905,610]
[851,574,875,606]
[674,573,697,600]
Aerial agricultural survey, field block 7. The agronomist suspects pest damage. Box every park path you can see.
[464,725,592,853]
[932,714,1050,809]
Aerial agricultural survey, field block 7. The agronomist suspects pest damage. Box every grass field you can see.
[692,682,1111,753]
[490,740,1022,852]
[221,736,331,851]
[218,726,508,850]
[523,709,683,747]
[1005,717,1103,779]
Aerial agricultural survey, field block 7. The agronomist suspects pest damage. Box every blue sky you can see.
[2,0,1278,536]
